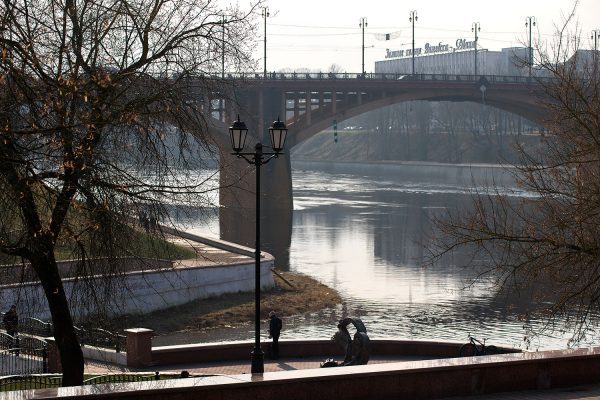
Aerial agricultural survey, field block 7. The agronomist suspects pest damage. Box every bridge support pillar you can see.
[219,143,293,270]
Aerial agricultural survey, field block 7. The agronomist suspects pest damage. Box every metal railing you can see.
[0,374,62,391]
[19,317,53,338]
[14,319,127,352]
[83,372,160,385]
[0,334,47,376]
[209,71,553,84]
[82,328,127,353]
[0,372,167,392]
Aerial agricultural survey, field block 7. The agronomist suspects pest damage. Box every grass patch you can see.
[0,227,195,265]
[113,271,342,334]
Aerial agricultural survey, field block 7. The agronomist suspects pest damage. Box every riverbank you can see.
[291,129,542,165]
[113,270,342,344]
[292,158,521,188]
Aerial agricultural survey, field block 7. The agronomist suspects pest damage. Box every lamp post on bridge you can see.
[525,16,536,77]
[229,115,288,374]
[472,22,480,76]
[359,17,368,76]
[220,14,227,79]
[592,30,600,52]
[409,10,418,75]
[262,7,270,78]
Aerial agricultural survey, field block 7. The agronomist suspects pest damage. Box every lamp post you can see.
[592,30,600,52]
[229,115,288,374]
[220,14,227,79]
[219,14,227,122]
[472,22,480,76]
[525,16,536,77]
[359,17,368,75]
[409,11,418,75]
[262,7,270,78]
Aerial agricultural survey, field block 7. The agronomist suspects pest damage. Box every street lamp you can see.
[592,30,600,52]
[359,17,368,75]
[472,22,481,76]
[229,115,288,374]
[525,16,536,77]
[262,7,270,78]
[409,10,418,75]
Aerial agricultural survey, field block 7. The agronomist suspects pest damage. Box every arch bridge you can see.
[213,73,551,262]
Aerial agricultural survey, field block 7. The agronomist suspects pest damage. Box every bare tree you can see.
[428,12,600,345]
[0,0,260,385]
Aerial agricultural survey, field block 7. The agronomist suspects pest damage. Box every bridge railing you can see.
[222,72,553,84]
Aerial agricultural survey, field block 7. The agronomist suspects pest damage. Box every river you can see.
[173,160,591,351]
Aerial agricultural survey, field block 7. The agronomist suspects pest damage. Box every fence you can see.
[82,328,126,353]
[19,317,52,338]
[0,317,126,377]
[18,317,126,352]
[0,333,47,376]
[0,374,62,392]
[0,372,164,392]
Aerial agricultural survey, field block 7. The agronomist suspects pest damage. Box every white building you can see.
[375,38,529,76]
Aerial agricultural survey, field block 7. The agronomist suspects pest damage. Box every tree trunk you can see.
[31,246,84,386]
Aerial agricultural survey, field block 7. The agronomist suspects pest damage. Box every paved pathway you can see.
[84,354,431,375]
[82,355,600,399]
[168,235,254,266]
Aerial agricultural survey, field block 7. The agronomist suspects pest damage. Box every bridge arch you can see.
[210,73,551,267]
[285,82,547,149]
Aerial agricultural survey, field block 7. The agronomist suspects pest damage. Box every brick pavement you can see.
[84,354,429,375]
[83,355,600,400]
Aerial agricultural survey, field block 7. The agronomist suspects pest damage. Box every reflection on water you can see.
[172,161,587,350]
[286,162,530,350]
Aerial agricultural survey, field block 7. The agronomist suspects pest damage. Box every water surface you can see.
[171,161,587,350]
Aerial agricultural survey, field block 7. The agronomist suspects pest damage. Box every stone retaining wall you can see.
[0,258,274,320]
[149,338,519,366]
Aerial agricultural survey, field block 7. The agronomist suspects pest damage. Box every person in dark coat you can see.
[3,305,18,337]
[268,311,282,360]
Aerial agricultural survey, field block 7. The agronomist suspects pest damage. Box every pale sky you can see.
[250,0,600,73]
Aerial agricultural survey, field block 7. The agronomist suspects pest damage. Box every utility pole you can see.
[262,7,270,78]
[359,17,367,75]
[592,29,600,52]
[221,14,227,79]
[409,11,418,75]
[472,22,480,76]
[525,16,536,77]
[219,14,227,121]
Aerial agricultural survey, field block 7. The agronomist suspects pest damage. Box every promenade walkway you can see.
[83,353,433,375]
[167,234,254,266]
[81,353,600,400]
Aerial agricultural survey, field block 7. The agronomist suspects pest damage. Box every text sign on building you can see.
[385,38,476,59]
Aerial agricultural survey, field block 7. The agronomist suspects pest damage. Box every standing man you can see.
[3,305,18,337]
[268,311,282,360]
